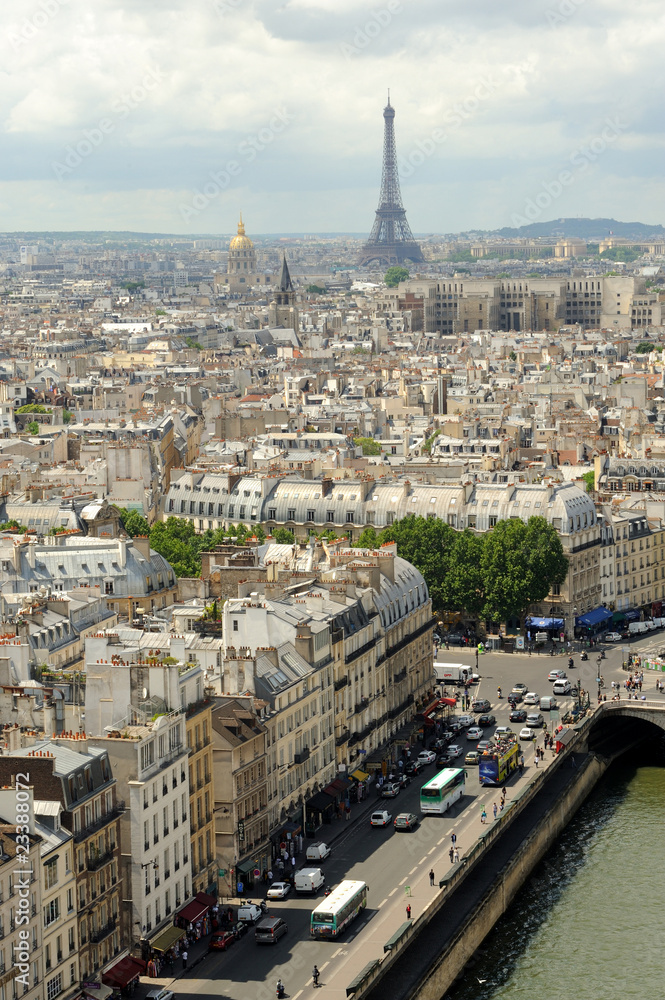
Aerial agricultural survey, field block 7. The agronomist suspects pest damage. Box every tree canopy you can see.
[353,513,568,623]
[580,471,595,492]
[353,436,381,456]
[384,266,410,287]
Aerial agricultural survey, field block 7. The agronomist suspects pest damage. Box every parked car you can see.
[519,727,536,741]
[405,759,425,776]
[444,632,466,645]
[147,992,174,1000]
[447,721,462,733]
[397,773,411,789]
[267,881,291,900]
[604,631,622,642]
[394,812,419,831]
[237,903,263,924]
[466,726,484,740]
[370,810,392,827]
[472,698,491,713]
[381,782,401,798]
[417,750,437,765]
[509,708,527,723]
[447,743,463,757]
[524,692,540,705]
[465,750,481,765]
[209,930,236,952]
[477,713,496,727]
[548,669,567,682]
[457,715,475,728]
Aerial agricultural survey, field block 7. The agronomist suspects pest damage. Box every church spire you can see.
[278,253,294,293]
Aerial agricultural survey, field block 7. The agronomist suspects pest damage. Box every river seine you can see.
[445,760,665,1000]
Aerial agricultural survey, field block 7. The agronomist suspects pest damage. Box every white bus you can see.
[310,880,368,939]
[419,767,466,815]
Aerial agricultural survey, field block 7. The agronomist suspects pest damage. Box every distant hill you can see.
[491,218,665,240]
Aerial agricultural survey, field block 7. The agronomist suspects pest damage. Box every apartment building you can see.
[0,821,43,1000]
[211,698,269,893]
[185,702,216,896]
[36,807,79,1000]
[0,742,123,985]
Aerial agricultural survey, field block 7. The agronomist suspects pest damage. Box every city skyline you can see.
[1,0,663,234]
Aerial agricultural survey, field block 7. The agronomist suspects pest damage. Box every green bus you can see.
[420,767,466,815]
[310,880,368,938]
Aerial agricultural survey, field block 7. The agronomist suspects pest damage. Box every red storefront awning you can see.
[177,899,208,924]
[102,956,146,989]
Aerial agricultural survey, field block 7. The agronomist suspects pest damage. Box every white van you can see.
[306,842,331,862]
[540,695,558,711]
[433,663,479,686]
[294,867,325,894]
[628,621,647,635]
[237,902,263,924]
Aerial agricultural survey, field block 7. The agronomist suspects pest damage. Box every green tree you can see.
[635,341,655,354]
[509,351,517,361]
[0,519,27,533]
[62,408,73,424]
[306,284,326,294]
[479,517,568,623]
[16,404,48,413]
[185,336,203,350]
[384,266,410,287]
[379,515,459,609]
[354,527,380,549]
[149,518,203,577]
[440,530,485,616]
[26,421,39,434]
[121,280,145,292]
[581,471,595,493]
[422,429,441,454]
[272,527,295,544]
[115,507,150,537]
[353,436,381,456]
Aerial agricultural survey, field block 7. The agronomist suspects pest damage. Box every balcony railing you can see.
[90,918,116,944]
[73,802,124,843]
[87,848,115,872]
[293,747,310,765]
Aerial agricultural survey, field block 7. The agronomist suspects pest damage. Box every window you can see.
[46,974,62,1000]
[327,511,335,522]
[307,509,315,522]
[44,898,60,927]
[287,508,296,521]
[233,619,238,632]
[346,511,354,523]
[141,741,155,771]
[44,859,58,890]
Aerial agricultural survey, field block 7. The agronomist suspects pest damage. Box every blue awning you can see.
[623,608,641,622]
[526,617,564,629]
[575,607,612,627]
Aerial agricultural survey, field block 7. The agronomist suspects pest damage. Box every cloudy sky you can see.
[1,0,663,235]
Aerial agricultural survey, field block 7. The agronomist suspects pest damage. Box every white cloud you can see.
[0,0,662,232]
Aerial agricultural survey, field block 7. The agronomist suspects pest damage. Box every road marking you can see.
[292,992,302,1000]
[418,856,427,864]
[399,876,408,885]
[378,897,388,908]
[388,887,398,896]
[408,866,418,875]
[320,962,329,971]
[437,836,446,845]
[428,846,437,854]
[331,948,342,958]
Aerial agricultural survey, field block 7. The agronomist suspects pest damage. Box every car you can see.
[394,812,419,831]
[208,930,236,952]
[448,721,462,733]
[507,692,523,705]
[439,729,454,741]
[605,631,622,642]
[465,750,481,765]
[526,712,544,728]
[267,881,291,900]
[405,759,425,776]
[237,903,263,924]
[447,743,463,757]
[471,698,491,713]
[509,708,527,723]
[147,992,174,1000]
[552,679,572,695]
[493,726,515,740]
[437,753,454,767]
[466,726,484,740]
[512,683,528,694]
[306,842,331,862]
[397,773,411,789]
[371,809,392,827]
[418,750,437,765]
[519,727,536,740]
[444,632,466,645]
[381,781,401,798]
[548,668,567,681]
[523,691,540,705]
[477,713,496,727]
[477,739,492,753]
[457,715,475,728]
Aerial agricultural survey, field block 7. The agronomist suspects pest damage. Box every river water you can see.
[445,759,665,1000]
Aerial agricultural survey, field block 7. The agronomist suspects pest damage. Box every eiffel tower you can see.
[358,95,424,267]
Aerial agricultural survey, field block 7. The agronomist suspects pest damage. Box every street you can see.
[146,634,665,1000]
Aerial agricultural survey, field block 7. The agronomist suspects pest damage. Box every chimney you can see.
[133,535,151,560]
[321,477,332,498]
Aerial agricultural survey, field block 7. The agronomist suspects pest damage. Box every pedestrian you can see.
[291,855,296,869]
[499,799,504,812]
[480,808,487,824]
[449,846,454,863]
[346,804,351,821]
[406,904,412,919]
[453,848,459,863]
[429,869,435,886]
[535,755,539,768]
[313,965,320,987]
[451,832,457,847]
[181,949,188,971]
[492,802,498,819]
[267,869,273,882]
[501,786,506,799]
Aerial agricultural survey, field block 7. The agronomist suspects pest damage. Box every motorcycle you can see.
[580,651,588,661]
[568,658,574,669]
[277,981,286,999]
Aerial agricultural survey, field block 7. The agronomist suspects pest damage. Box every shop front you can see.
[102,956,146,995]
[145,925,186,974]
[306,790,336,834]
[175,891,217,939]
[575,606,613,638]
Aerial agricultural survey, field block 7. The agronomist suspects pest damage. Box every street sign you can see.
[218,869,225,877]
[237,881,244,894]
[238,820,245,842]
[254,868,261,877]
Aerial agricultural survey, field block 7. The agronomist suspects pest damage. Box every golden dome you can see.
[229,213,254,251]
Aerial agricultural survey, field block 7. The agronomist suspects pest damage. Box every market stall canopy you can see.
[103,957,146,990]
[351,769,369,782]
[575,607,612,627]
[150,925,185,952]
